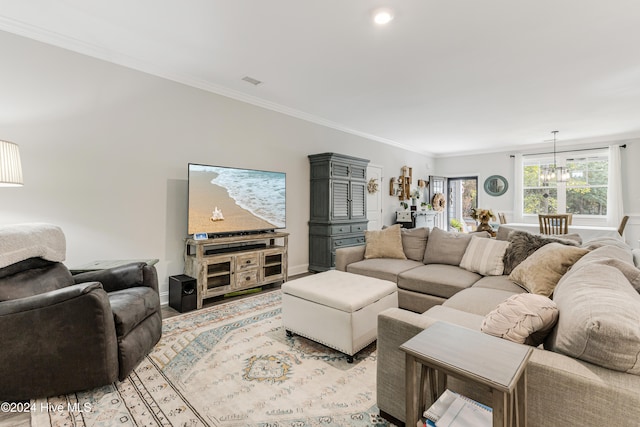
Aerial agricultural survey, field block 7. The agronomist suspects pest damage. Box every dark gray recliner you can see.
[0,224,162,401]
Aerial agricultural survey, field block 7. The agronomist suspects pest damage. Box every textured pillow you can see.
[481,293,559,346]
[423,227,479,265]
[547,263,640,374]
[401,227,429,262]
[364,224,406,259]
[460,236,510,276]
[508,243,589,296]
[502,230,582,275]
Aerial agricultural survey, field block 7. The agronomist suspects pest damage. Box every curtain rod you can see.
[510,144,626,158]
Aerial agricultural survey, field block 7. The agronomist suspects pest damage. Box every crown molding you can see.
[0,16,430,156]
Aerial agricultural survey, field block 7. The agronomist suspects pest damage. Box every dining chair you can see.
[538,214,570,235]
[498,212,507,224]
[618,215,630,236]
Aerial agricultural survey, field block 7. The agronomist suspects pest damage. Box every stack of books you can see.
[417,389,492,427]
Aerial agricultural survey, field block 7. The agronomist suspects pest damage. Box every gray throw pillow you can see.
[502,230,581,275]
[401,227,429,261]
[423,227,474,266]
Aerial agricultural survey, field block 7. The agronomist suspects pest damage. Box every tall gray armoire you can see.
[308,153,369,272]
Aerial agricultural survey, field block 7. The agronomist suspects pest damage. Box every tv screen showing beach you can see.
[188,164,286,236]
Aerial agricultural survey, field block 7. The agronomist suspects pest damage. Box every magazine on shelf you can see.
[422,389,492,427]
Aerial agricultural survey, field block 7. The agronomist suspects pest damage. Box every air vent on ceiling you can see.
[242,76,262,86]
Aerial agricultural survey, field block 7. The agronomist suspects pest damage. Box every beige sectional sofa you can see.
[335,225,640,426]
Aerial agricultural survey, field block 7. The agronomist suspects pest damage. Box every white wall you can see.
[435,140,640,247]
[0,31,432,302]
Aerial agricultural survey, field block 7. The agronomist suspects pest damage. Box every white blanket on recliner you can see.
[0,223,66,269]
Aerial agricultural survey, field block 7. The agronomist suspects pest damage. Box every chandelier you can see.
[540,131,569,185]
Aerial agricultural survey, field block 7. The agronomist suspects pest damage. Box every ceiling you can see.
[1,0,640,156]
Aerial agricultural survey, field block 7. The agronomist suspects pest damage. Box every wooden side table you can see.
[400,321,532,427]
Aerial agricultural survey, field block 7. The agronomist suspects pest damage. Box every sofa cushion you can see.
[472,275,525,293]
[572,244,634,270]
[571,245,640,291]
[401,227,429,261]
[423,227,474,265]
[423,305,484,331]
[443,287,520,316]
[109,287,160,338]
[481,293,558,346]
[346,258,423,283]
[460,236,510,276]
[398,264,482,299]
[502,230,581,275]
[508,243,589,297]
[547,263,640,374]
[364,224,406,260]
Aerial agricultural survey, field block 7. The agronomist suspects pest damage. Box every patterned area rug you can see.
[32,290,391,427]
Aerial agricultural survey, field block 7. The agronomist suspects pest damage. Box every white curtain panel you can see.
[606,145,624,228]
[513,153,524,223]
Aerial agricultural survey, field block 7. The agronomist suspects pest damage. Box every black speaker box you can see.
[169,274,197,313]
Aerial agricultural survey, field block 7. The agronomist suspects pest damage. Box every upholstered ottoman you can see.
[281,270,398,362]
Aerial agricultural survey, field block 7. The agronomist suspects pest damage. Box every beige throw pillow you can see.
[460,236,510,276]
[508,243,589,296]
[423,227,478,265]
[481,293,559,346]
[401,227,429,261]
[364,224,406,260]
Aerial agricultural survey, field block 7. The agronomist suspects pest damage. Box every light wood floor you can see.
[0,277,304,427]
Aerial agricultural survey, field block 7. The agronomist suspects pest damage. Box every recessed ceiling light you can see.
[373,8,394,25]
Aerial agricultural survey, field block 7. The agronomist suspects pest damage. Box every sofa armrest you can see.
[524,349,640,426]
[335,245,366,271]
[377,308,438,423]
[73,262,159,293]
[0,283,119,400]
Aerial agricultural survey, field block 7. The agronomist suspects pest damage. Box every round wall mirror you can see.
[484,175,508,196]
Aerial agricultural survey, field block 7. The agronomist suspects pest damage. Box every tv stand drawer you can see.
[235,270,258,288]
[236,254,259,271]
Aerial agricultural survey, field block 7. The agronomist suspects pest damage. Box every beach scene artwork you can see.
[188,164,286,235]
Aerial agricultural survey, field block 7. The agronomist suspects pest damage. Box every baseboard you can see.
[288,263,309,277]
[380,410,405,427]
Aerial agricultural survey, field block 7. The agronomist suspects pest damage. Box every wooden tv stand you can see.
[184,232,289,308]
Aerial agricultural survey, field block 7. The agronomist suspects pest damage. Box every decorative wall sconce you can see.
[389,166,412,200]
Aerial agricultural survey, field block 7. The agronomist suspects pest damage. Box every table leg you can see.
[436,369,446,397]
[405,353,422,427]
[492,390,508,427]
[516,369,527,427]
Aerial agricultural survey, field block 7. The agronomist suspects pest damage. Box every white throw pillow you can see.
[481,293,559,346]
[460,236,510,276]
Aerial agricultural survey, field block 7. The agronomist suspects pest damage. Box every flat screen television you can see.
[187,163,286,236]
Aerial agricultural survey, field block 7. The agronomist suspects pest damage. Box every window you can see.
[522,150,608,216]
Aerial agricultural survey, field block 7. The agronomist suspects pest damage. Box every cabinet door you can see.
[331,180,350,220]
[349,164,367,181]
[350,181,367,219]
[331,161,350,178]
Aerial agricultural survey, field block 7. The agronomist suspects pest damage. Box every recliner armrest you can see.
[0,282,119,400]
[0,282,103,316]
[72,262,159,293]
